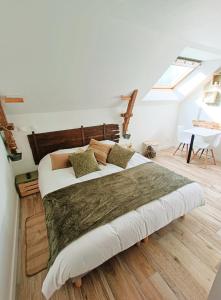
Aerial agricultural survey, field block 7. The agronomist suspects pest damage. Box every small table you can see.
[15,170,39,197]
[184,127,221,163]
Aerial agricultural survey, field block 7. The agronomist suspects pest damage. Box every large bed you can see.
[27,124,205,299]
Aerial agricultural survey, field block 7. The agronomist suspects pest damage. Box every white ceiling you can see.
[180,47,221,61]
[1,0,221,114]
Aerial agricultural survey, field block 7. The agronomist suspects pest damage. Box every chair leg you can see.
[199,149,204,159]
[211,149,216,165]
[181,143,186,152]
[204,149,208,168]
[173,143,182,155]
[191,148,201,161]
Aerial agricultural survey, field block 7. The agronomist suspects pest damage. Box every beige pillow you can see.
[50,153,72,170]
[69,149,100,178]
[50,148,84,170]
[107,143,135,168]
[88,139,112,165]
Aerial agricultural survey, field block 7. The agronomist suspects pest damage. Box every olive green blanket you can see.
[43,162,192,267]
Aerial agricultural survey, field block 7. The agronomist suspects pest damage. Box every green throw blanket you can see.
[43,162,192,267]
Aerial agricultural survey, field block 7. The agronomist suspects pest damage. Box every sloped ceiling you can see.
[1,0,221,114]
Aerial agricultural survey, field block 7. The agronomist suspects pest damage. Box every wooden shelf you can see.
[212,73,221,86]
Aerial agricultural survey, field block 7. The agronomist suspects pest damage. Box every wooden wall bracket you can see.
[120,89,138,138]
[0,97,24,154]
[0,123,15,131]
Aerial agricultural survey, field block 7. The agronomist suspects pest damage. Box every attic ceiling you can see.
[1,0,221,114]
[180,47,221,62]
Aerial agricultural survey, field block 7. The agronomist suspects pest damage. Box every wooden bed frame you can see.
[28,123,120,165]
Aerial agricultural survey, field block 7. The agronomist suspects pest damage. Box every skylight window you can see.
[153,57,201,89]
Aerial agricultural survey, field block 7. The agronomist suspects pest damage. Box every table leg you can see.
[187,134,195,163]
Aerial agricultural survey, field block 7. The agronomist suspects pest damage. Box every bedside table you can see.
[15,171,39,197]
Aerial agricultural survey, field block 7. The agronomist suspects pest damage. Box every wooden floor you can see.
[17,148,221,300]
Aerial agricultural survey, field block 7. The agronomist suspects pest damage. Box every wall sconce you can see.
[0,128,23,161]
[8,151,22,161]
[7,125,37,161]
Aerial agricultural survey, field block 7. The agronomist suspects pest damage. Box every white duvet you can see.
[39,142,204,299]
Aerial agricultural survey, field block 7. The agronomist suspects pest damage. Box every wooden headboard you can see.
[28,123,120,165]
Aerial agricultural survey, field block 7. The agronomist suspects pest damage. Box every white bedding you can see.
[40,143,204,299]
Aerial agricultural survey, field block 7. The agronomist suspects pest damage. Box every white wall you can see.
[8,101,179,174]
[0,136,19,300]
[177,87,205,128]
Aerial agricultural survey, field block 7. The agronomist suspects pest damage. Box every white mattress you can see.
[39,143,204,299]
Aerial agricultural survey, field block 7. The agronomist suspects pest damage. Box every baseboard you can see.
[9,194,20,300]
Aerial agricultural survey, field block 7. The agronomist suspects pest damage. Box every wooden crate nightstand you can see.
[15,171,39,197]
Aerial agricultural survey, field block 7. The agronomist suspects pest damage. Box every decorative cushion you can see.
[88,139,112,165]
[107,144,135,168]
[50,153,72,170]
[50,148,84,170]
[69,149,100,178]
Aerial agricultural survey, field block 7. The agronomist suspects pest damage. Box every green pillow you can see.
[107,144,135,168]
[69,149,100,178]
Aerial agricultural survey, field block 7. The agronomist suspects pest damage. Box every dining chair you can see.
[192,135,221,166]
[173,125,193,157]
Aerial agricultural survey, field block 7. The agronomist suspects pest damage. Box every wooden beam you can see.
[121,89,138,136]
[0,123,14,131]
[0,101,17,151]
[120,113,133,118]
[121,96,131,101]
[0,96,24,151]
[4,97,24,103]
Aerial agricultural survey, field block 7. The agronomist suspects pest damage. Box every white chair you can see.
[193,135,221,166]
[173,125,193,157]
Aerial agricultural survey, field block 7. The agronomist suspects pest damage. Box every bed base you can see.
[72,236,149,288]
[136,236,148,247]
[72,215,185,288]
[73,278,82,288]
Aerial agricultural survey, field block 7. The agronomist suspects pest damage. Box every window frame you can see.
[153,57,201,90]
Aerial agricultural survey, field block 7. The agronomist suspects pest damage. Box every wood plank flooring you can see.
[17,148,221,300]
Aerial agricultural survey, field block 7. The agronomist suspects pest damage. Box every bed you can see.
[28,124,205,299]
